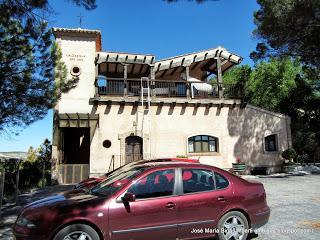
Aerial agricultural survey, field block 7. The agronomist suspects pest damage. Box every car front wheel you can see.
[216,211,249,240]
[53,223,100,240]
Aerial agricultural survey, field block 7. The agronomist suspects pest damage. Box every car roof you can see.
[132,160,211,169]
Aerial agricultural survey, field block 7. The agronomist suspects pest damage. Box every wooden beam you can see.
[221,62,234,74]
[201,59,216,71]
[204,52,208,60]
[138,64,144,75]
[131,64,136,74]
[156,63,161,72]
[207,59,228,73]
[115,63,119,73]
[193,55,197,63]
[160,69,168,78]
[106,63,109,74]
[190,61,201,70]
[181,58,185,66]
[144,67,151,77]
[170,67,179,75]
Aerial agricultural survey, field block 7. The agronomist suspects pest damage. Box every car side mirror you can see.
[122,192,136,202]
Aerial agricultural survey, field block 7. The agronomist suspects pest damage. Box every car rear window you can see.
[182,169,214,193]
[214,172,229,189]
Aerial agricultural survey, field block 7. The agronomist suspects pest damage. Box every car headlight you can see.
[16,216,36,228]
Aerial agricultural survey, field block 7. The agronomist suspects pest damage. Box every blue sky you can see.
[0,0,259,152]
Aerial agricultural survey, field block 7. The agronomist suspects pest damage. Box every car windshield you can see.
[103,160,148,178]
[90,166,146,197]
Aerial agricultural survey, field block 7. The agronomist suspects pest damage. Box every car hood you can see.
[23,189,101,212]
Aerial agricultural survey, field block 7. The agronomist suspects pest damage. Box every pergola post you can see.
[185,66,191,99]
[217,58,223,98]
[14,160,20,204]
[150,66,156,98]
[0,166,5,216]
[94,63,99,97]
[123,64,128,97]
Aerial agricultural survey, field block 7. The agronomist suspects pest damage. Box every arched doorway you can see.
[125,136,143,164]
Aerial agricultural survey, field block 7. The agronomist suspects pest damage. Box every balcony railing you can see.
[96,78,241,99]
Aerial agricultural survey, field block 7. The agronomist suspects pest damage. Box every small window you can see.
[127,169,175,199]
[182,169,214,194]
[214,172,229,190]
[188,135,218,153]
[265,134,278,152]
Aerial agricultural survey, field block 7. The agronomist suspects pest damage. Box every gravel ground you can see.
[249,175,320,240]
[0,175,319,240]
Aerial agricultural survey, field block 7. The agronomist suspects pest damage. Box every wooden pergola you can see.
[0,152,26,213]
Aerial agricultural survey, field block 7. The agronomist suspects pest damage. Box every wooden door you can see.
[125,136,143,164]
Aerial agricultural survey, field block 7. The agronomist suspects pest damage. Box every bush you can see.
[282,148,297,161]
[176,155,188,158]
[297,154,309,164]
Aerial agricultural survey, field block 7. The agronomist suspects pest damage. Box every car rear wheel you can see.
[216,211,249,240]
[53,224,100,240]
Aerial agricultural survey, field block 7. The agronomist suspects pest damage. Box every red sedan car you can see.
[13,161,270,240]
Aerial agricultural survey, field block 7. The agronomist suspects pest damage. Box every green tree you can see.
[37,138,52,187]
[247,58,301,112]
[221,64,252,101]
[26,146,37,162]
[0,0,96,133]
[251,0,320,68]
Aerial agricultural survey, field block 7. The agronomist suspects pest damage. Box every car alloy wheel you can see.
[217,211,249,240]
[223,216,246,240]
[63,231,92,240]
[53,224,99,240]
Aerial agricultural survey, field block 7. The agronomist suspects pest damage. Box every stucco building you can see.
[51,28,291,184]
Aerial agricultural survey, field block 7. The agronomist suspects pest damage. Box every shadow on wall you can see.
[227,106,282,166]
[93,104,212,116]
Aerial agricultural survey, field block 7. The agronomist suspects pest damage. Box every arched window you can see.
[188,135,218,153]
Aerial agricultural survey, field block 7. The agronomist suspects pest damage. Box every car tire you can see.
[216,211,249,240]
[53,223,100,240]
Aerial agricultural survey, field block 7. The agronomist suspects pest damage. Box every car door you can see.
[108,168,179,240]
[176,168,233,239]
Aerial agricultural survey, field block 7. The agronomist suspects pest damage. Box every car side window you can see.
[127,169,175,199]
[182,169,214,194]
[214,172,229,189]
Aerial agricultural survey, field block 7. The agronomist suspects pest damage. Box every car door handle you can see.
[166,202,176,209]
[217,196,226,202]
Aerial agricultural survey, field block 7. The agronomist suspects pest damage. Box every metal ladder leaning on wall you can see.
[140,77,151,159]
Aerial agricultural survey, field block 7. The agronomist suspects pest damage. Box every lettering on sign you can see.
[66,53,85,62]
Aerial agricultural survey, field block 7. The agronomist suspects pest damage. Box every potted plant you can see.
[282,148,297,172]
[232,158,246,175]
